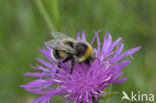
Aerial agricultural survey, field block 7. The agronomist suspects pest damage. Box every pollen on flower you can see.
[21,30,141,103]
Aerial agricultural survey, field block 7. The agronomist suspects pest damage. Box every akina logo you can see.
[121,91,155,102]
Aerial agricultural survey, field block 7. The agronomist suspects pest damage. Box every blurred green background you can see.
[0,0,156,103]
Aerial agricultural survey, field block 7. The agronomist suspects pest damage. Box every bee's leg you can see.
[56,56,72,74]
[70,58,75,74]
[56,63,62,73]
[57,63,62,68]
[85,58,91,68]
[62,56,72,63]
[56,69,59,73]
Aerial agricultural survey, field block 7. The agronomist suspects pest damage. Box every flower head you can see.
[21,30,141,103]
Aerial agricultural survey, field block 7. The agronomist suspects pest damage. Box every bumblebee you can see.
[46,31,95,74]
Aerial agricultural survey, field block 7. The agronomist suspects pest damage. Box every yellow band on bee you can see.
[79,44,93,62]
[58,51,67,58]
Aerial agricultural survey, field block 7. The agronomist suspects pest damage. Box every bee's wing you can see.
[45,40,74,54]
[51,30,74,40]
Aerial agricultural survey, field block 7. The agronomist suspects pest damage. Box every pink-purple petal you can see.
[24,72,51,77]
[116,46,141,62]
[35,58,56,69]
[112,77,128,83]
[81,31,86,41]
[76,32,81,40]
[101,32,112,55]
[31,95,49,103]
[90,30,102,45]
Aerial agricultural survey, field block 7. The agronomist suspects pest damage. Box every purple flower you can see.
[21,30,141,103]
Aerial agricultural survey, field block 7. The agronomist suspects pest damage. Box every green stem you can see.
[52,0,60,24]
[34,0,55,30]
[44,0,61,30]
